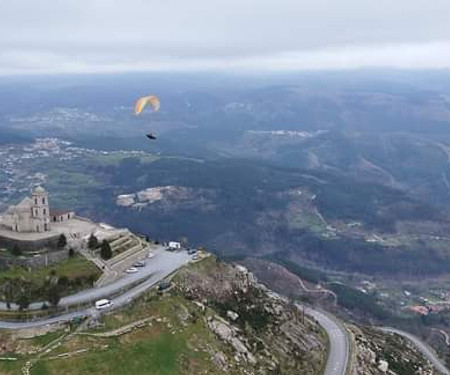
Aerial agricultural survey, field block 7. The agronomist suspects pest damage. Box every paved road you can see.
[380,327,450,375]
[298,305,349,375]
[0,246,190,311]
[0,248,191,329]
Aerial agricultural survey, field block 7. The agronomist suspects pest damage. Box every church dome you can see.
[33,186,46,194]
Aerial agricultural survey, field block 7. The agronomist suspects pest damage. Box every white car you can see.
[147,252,154,259]
[95,299,113,310]
[125,267,138,274]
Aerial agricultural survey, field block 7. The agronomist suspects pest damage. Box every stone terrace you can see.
[0,217,98,242]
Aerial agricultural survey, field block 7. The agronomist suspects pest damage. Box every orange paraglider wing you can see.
[134,95,161,115]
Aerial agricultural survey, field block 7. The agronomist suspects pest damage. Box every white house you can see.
[50,210,75,223]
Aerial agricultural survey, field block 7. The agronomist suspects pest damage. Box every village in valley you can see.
[0,138,149,212]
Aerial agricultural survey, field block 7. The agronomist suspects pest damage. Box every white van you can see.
[95,299,113,310]
[168,241,181,250]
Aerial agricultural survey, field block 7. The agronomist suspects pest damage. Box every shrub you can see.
[88,234,99,250]
[100,240,112,260]
[58,234,67,249]
[11,245,22,257]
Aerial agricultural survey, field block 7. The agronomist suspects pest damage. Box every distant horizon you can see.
[1,66,450,79]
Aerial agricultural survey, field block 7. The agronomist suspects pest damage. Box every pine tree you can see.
[46,272,61,308]
[16,282,31,311]
[100,240,112,260]
[88,233,99,249]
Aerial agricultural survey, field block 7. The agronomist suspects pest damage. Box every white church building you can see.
[1,186,74,233]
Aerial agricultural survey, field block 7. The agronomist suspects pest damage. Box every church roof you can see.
[15,197,33,211]
[50,209,73,216]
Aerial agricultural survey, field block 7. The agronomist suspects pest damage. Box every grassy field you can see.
[0,359,23,374]
[0,288,225,375]
[30,329,67,347]
[93,293,197,333]
[289,210,326,233]
[31,330,218,375]
[286,190,327,234]
[87,153,160,167]
[0,255,101,302]
[0,256,100,285]
[31,294,227,375]
[0,328,68,374]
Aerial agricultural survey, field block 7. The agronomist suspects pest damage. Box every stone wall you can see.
[0,248,69,270]
[0,234,60,252]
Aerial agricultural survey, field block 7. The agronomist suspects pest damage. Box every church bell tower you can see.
[31,186,51,232]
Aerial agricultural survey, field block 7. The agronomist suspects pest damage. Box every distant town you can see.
[0,138,148,210]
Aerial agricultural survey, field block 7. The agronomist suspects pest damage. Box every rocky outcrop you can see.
[175,257,327,375]
[116,186,216,212]
[207,316,256,364]
[351,325,440,375]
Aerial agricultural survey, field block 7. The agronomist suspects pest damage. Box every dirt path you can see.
[21,330,70,375]
[75,317,154,338]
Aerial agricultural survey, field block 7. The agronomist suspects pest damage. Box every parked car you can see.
[192,254,199,260]
[125,267,138,274]
[187,248,197,255]
[147,252,154,259]
[133,260,146,267]
[95,299,113,310]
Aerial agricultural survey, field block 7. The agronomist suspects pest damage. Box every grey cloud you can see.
[1,0,449,74]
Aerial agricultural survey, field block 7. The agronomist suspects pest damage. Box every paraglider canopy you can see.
[135,95,161,115]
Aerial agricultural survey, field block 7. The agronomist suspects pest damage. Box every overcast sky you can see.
[1,0,450,75]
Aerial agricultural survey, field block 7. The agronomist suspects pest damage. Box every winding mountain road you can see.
[304,310,450,375]
[1,251,351,375]
[3,252,447,375]
[2,249,351,375]
[0,248,191,329]
[0,246,190,312]
[379,327,450,375]
[298,304,349,375]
